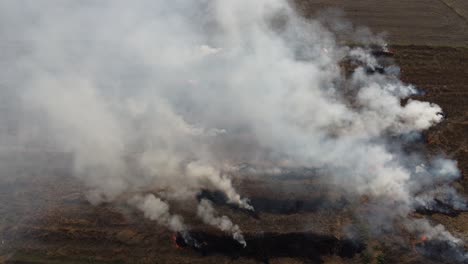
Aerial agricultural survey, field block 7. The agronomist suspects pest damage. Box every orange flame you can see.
[172,234,181,249]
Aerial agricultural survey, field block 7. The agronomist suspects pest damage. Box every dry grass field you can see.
[1,1,468,263]
[295,0,468,46]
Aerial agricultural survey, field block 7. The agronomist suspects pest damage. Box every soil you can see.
[1,1,468,264]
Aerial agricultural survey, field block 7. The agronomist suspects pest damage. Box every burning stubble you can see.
[0,0,466,259]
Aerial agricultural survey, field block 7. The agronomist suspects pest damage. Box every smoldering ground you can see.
[0,0,466,260]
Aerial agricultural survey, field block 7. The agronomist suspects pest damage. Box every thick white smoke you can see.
[197,199,246,246]
[0,0,465,252]
[129,194,185,232]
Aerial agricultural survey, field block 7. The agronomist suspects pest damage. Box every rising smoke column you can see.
[129,194,185,232]
[197,199,246,247]
[0,0,465,254]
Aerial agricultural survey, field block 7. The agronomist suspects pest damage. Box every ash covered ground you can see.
[1,1,468,264]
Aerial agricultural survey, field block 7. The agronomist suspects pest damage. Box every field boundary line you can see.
[438,0,468,24]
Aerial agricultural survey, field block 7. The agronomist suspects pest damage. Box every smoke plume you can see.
[129,194,185,232]
[197,199,246,246]
[0,0,465,256]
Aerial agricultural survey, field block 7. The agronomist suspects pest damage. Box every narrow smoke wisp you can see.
[129,194,186,232]
[197,199,246,247]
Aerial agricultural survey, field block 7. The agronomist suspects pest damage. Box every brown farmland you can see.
[1,1,468,264]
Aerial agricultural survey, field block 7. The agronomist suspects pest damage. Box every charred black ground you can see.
[174,231,365,263]
[1,1,468,263]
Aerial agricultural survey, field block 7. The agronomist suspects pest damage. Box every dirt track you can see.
[440,0,468,23]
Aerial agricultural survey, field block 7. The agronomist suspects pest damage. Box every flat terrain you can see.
[1,1,468,264]
[295,0,468,46]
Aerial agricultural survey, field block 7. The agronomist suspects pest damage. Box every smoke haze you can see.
[0,0,465,255]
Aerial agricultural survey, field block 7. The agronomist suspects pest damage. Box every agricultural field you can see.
[1,1,468,263]
[295,0,468,46]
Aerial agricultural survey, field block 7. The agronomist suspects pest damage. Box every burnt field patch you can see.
[1,45,468,263]
[197,189,348,217]
[175,231,365,263]
[1,0,468,262]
